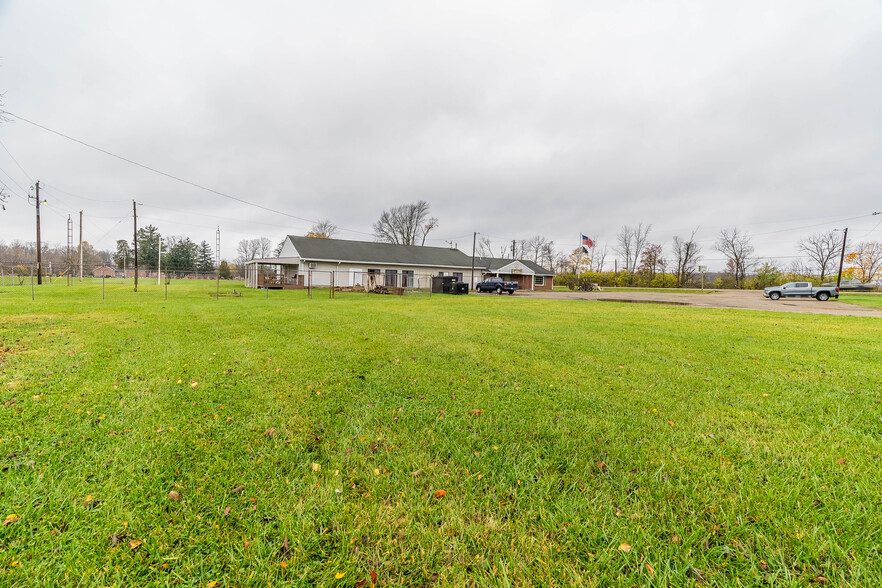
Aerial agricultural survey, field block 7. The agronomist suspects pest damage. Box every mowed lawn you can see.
[1,280,881,587]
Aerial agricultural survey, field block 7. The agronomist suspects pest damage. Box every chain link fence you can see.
[0,263,458,300]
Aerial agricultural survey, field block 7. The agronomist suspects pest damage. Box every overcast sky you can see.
[1,1,880,269]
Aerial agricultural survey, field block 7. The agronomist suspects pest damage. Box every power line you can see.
[3,110,331,226]
[0,138,33,182]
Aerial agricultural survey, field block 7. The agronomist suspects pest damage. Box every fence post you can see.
[308,270,312,299]
[102,275,105,300]
[330,271,334,299]
[31,263,34,300]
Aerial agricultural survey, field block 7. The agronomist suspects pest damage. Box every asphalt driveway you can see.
[519,289,882,317]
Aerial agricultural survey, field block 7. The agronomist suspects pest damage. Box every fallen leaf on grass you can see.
[434,490,447,498]
[223,506,231,516]
[3,514,20,525]
[812,576,828,584]
[469,409,484,416]
[312,463,321,472]
[689,568,707,584]
[645,562,655,575]
[371,571,377,583]
[354,581,368,588]
[206,582,218,588]
[231,486,245,493]
[836,458,846,465]
[265,427,276,437]
[279,534,291,560]
[618,543,631,553]
[668,420,675,426]
[167,491,181,501]
[334,571,346,579]
[411,469,423,477]
[128,540,142,550]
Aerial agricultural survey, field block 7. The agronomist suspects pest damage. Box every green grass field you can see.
[2,279,881,586]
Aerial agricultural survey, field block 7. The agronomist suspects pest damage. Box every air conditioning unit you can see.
[308,262,317,269]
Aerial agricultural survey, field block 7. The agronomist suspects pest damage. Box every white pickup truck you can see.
[763,282,839,301]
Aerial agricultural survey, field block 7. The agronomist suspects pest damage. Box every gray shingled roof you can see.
[288,236,476,268]
[476,257,555,276]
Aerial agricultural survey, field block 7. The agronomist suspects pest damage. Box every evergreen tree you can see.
[112,240,132,269]
[136,225,160,270]
[197,241,215,273]
[167,237,198,271]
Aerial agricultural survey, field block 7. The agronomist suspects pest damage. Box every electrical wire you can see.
[0,138,33,182]
[4,110,334,226]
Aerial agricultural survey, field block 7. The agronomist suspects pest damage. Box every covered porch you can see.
[243,257,302,289]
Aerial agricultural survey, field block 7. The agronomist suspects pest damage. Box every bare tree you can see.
[615,223,651,274]
[715,227,756,288]
[520,235,554,264]
[373,201,438,246]
[672,228,701,287]
[307,219,338,239]
[257,237,273,258]
[235,237,272,266]
[476,236,494,258]
[796,231,840,282]
[590,242,608,273]
[638,244,663,280]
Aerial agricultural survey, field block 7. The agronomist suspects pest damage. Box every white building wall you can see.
[299,262,474,287]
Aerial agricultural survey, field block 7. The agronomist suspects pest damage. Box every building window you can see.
[402,270,414,287]
[535,275,545,286]
[453,272,463,281]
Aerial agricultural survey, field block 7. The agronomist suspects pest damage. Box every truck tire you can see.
[496,285,502,294]
[816,292,830,301]
[507,289,514,295]
[769,292,781,300]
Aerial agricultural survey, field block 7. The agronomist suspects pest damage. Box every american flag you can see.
[581,234,594,248]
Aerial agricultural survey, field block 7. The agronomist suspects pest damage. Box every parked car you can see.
[763,282,839,301]
[475,277,518,294]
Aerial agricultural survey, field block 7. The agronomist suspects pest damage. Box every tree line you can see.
[4,199,880,288]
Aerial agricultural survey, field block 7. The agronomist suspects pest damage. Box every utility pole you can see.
[30,181,43,285]
[66,215,73,286]
[78,211,83,282]
[133,200,139,292]
[836,227,848,289]
[215,226,220,300]
[470,231,477,290]
[157,233,162,286]
[511,240,515,259]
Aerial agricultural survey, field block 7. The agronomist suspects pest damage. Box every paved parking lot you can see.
[520,289,882,317]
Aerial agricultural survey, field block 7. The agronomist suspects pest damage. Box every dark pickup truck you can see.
[475,277,518,294]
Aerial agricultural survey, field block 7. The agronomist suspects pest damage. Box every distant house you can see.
[475,257,555,291]
[91,265,117,278]
[243,236,554,291]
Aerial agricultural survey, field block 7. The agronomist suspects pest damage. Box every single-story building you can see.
[243,236,554,291]
[91,265,117,278]
[476,257,555,291]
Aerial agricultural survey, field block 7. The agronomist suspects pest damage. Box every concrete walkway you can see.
[518,289,882,317]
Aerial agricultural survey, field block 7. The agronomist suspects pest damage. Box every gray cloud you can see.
[1,0,880,267]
